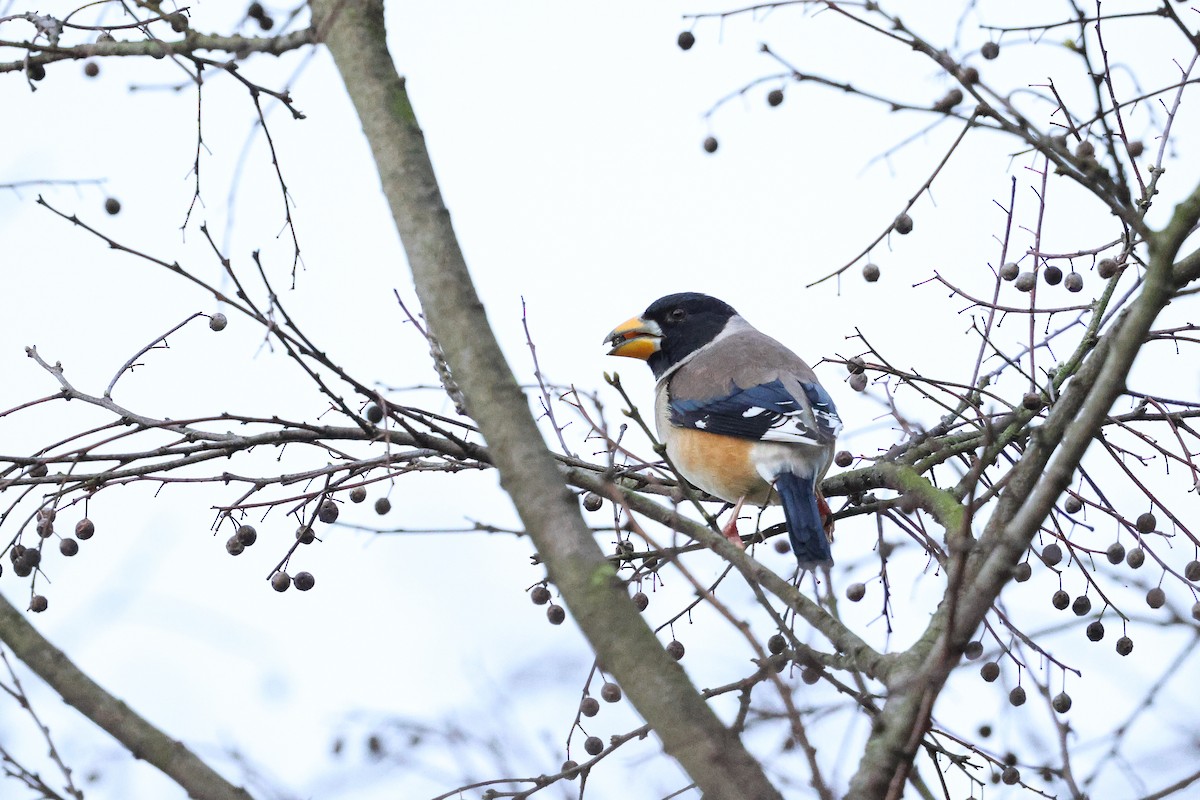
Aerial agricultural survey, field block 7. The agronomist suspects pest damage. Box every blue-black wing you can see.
[669,378,841,446]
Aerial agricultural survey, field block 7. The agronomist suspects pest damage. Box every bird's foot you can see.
[720,497,747,549]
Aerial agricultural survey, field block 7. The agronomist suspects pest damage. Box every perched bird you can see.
[605,292,841,569]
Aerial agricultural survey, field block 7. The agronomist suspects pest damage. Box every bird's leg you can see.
[720,496,747,548]
[816,489,834,538]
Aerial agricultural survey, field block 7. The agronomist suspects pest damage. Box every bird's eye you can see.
[668,308,686,322]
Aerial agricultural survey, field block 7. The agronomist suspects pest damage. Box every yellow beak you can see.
[604,316,662,360]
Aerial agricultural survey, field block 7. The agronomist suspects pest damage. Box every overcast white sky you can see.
[2,2,1199,799]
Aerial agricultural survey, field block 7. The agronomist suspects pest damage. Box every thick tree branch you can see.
[307,1,784,797]
[0,592,255,800]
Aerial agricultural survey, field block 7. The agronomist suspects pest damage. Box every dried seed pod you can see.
[862,263,881,283]
[530,585,551,605]
[702,136,718,154]
[981,41,1000,59]
[1064,272,1084,292]
[294,571,315,591]
[318,500,340,524]
[677,31,695,50]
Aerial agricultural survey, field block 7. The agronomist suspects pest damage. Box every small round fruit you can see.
[964,641,984,660]
[1071,595,1091,616]
[1042,543,1063,566]
[1002,766,1020,785]
[168,12,188,32]
[226,536,245,556]
[270,572,291,592]
[36,519,54,538]
[834,450,853,468]
[1022,392,1043,411]
[767,88,784,107]
[980,661,1000,682]
[1051,590,1070,610]
[1043,266,1063,285]
[1135,512,1156,533]
[1052,692,1072,713]
[1128,141,1144,157]
[349,487,367,503]
[1146,587,1166,608]
[562,760,579,779]
[28,463,48,478]
[318,500,339,524]
[374,497,391,515]
[1115,636,1133,656]
[677,30,695,50]
[631,591,649,612]
[767,633,787,655]
[236,524,257,546]
[21,549,40,569]
[774,539,790,554]
[84,61,100,77]
[104,197,121,215]
[801,666,821,685]
[1012,562,1032,582]
[26,61,46,81]
[1192,601,1200,622]
[59,538,79,556]
[1097,258,1119,279]
[1184,560,1200,582]
[209,313,228,332]
[1074,141,1096,159]
[1086,620,1104,641]
[584,736,604,756]
[846,357,865,375]
[849,372,868,392]
[702,136,718,154]
[862,263,881,283]
[999,262,1020,281]
[666,640,685,660]
[582,492,603,512]
[600,682,622,703]
[1014,271,1036,292]
[846,582,866,602]
[1008,686,1026,706]
[1106,542,1125,565]
[294,571,315,591]
[295,525,315,544]
[580,696,599,717]
[981,41,1000,59]
[530,585,551,605]
[894,213,913,234]
[366,404,384,423]
[1063,495,1082,514]
[1126,547,1145,568]
[1064,272,1084,292]
[547,604,566,625]
[30,595,48,613]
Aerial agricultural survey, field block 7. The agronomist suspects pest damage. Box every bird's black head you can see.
[640,293,738,379]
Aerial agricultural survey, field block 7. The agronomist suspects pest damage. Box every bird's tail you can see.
[775,471,834,570]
